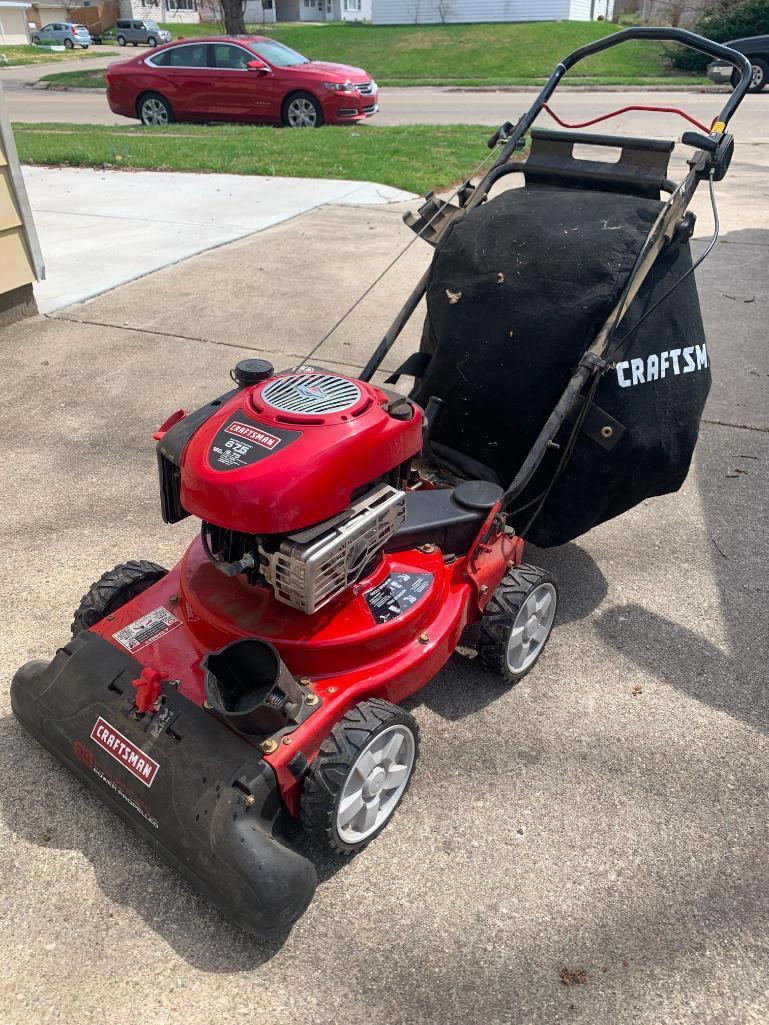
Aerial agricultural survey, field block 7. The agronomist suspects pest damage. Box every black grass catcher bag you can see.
[405,185,710,547]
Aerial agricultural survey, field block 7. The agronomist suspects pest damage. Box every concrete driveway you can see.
[0,133,767,1023]
[23,165,414,312]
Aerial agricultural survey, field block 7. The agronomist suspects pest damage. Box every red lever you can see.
[131,667,168,713]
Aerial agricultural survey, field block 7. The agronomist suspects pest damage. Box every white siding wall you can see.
[341,0,372,20]
[244,0,277,21]
[372,0,588,22]
[567,0,613,19]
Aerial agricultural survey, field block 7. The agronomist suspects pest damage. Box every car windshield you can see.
[144,21,159,30]
[248,39,310,67]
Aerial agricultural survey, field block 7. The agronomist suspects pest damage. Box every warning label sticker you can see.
[112,606,181,654]
[365,572,433,624]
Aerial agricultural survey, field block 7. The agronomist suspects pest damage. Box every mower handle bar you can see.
[484,27,751,176]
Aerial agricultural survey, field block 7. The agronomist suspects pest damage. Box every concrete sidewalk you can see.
[0,158,767,1025]
[24,165,415,312]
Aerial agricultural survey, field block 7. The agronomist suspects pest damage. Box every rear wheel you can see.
[477,564,558,683]
[301,698,418,854]
[138,92,174,126]
[64,37,74,48]
[71,560,168,635]
[733,58,768,92]
[117,34,126,45]
[282,91,324,128]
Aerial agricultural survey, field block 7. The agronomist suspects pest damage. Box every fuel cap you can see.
[232,359,274,388]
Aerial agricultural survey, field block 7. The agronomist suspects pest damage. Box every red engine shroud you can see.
[178,375,424,534]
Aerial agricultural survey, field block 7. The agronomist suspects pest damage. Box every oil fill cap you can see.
[232,359,274,388]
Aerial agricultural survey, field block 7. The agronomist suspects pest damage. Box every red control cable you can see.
[542,102,711,134]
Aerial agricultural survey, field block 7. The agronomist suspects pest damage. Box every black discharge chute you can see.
[407,185,711,547]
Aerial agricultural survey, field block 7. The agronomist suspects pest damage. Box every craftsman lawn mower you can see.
[12,28,751,938]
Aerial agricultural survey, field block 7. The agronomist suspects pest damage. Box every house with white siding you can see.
[121,0,612,27]
[368,0,613,22]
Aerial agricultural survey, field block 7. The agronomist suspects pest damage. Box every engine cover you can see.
[176,372,423,535]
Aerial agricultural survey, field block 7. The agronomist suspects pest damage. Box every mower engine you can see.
[157,362,424,613]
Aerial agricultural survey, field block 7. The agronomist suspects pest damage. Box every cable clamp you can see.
[578,352,609,375]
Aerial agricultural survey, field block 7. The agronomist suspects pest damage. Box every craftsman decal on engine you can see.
[90,717,160,787]
[112,606,181,654]
[208,419,300,472]
[365,572,434,624]
[225,421,281,449]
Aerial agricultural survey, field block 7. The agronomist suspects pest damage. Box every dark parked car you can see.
[106,35,379,128]
[707,35,769,92]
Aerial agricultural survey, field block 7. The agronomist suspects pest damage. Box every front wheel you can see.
[477,564,558,683]
[31,35,40,44]
[301,699,419,854]
[147,36,157,46]
[71,560,168,635]
[282,91,324,128]
[733,58,768,92]
[138,92,174,126]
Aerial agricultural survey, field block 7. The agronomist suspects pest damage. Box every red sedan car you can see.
[106,35,379,128]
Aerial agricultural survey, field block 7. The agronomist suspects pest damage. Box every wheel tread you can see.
[301,698,419,854]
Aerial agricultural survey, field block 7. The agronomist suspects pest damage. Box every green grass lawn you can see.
[13,121,495,194]
[156,20,706,86]
[39,68,108,88]
[0,44,118,66]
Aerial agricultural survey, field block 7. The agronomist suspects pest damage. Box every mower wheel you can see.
[300,698,419,854]
[477,564,558,683]
[71,560,168,635]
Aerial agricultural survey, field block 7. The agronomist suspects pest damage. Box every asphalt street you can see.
[1,54,766,138]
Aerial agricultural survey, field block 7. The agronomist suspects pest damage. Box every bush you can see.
[670,0,769,71]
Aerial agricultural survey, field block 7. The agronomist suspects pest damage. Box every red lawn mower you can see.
[12,28,751,938]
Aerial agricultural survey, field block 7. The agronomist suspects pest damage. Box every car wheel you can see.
[733,58,769,92]
[477,564,558,683]
[81,44,89,49]
[117,34,126,45]
[282,91,324,128]
[31,35,40,44]
[147,36,157,46]
[138,92,174,127]
[64,37,74,48]
[301,698,419,854]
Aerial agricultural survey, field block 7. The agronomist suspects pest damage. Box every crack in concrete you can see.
[48,313,381,373]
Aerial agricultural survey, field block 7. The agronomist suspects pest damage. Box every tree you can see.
[220,0,247,34]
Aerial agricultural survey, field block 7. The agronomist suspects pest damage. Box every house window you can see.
[166,0,197,9]
[344,0,362,10]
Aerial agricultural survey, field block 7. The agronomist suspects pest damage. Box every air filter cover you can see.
[260,374,362,416]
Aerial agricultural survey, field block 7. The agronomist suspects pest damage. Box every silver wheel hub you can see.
[752,64,763,87]
[288,98,317,127]
[142,99,167,126]
[506,581,556,674]
[336,724,415,844]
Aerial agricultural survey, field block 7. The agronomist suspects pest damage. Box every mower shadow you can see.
[412,542,607,722]
[0,711,344,970]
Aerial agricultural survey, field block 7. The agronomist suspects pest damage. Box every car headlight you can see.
[323,80,355,93]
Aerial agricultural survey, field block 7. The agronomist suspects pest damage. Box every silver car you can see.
[115,19,171,48]
[31,22,91,49]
